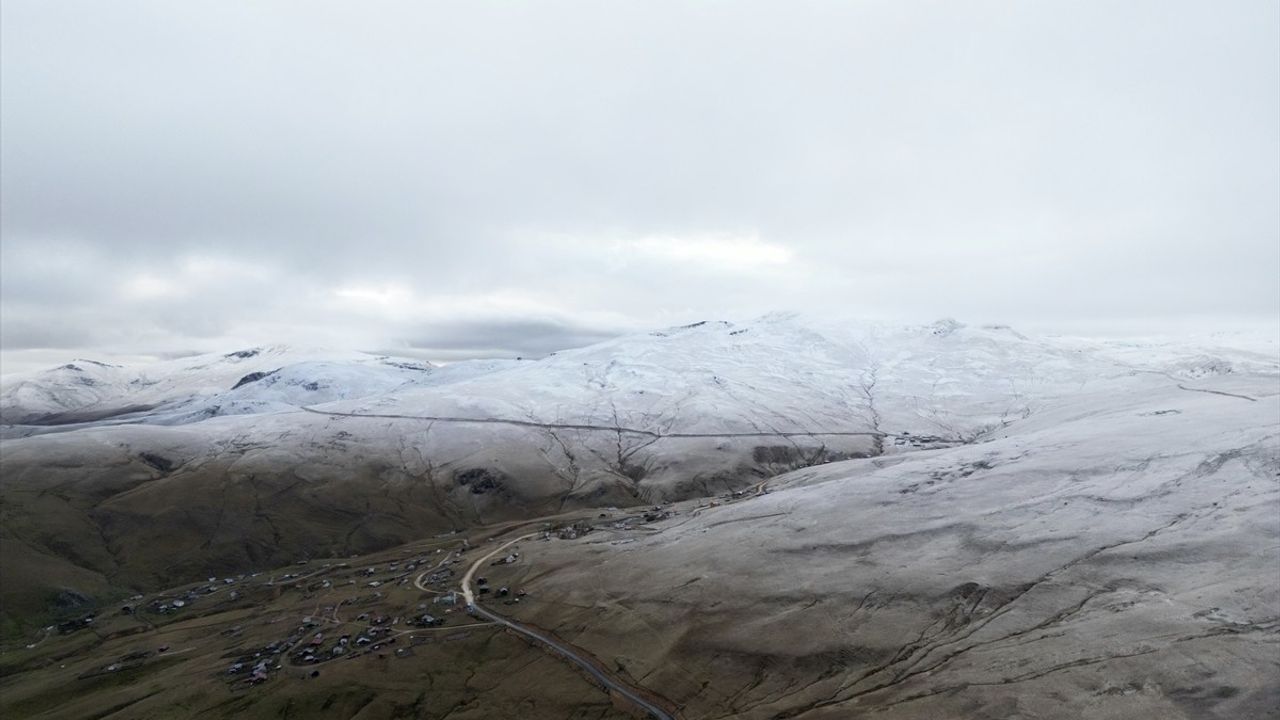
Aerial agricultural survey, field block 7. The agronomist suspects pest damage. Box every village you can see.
[0,493,760,716]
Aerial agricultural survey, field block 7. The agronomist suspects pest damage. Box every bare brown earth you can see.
[0,524,644,720]
[0,410,876,638]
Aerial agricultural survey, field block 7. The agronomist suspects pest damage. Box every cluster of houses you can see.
[891,430,954,450]
[286,611,433,667]
[545,507,677,543]
[420,567,454,586]
[643,506,674,522]
[489,551,520,567]
[550,521,594,540]
[220,550,468,682]
[293,630,398,664]
[474,577,526,603]
[222,629,309,687]
[56,614,95,635]
[226,658,273,684]
[78,648,156,680]
[124,575,254,617]
[52,541,485,692]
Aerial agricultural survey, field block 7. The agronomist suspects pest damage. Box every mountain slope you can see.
[0,316,1275,640]
[483,370,1280,719]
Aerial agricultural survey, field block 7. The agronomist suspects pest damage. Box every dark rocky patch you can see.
[1167,683,1246,716]
[139,452,177,473]
[619,460,649,482]
[754,446,804,464]
[753,445,854,465]
[10,404,158,427]
[381,361,432,372]
[946,581,987,600]
[455,468,507,495]
[50,589,92,612]
[231,370,278,390]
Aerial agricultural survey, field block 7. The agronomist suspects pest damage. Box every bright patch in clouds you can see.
[119,256,273,302]
[120,274,181,300]
[334,284,414,308]
[621,234,793,272]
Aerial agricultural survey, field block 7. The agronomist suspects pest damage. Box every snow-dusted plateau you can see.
[0,316,1276,719]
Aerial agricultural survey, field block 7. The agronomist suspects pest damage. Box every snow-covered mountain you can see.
[0,315,1275,635]
[8,315,1272,438]
[506,350,1280,719]
[0,346,441,426]
[5,315,1273,440]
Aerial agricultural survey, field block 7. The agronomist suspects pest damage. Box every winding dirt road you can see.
[458,534,678,720]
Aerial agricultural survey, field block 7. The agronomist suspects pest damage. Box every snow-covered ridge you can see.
[1,315,1275,635]
[0,346,446,425]
[2,317,1275,439]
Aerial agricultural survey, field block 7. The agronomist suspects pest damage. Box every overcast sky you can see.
[3,1,1278,373]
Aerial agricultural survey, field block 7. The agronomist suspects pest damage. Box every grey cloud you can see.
[0,316,98,350]
[401,319,621,360]
[1,0,1277,370]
